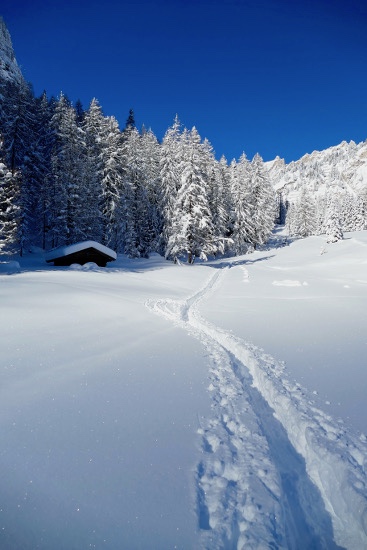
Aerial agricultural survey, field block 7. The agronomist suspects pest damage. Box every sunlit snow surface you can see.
[0,230,366,549]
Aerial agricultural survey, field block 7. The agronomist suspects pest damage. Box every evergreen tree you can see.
[286,187,316,237]
[124,109,136,132]
[214,155,232,250]
[0,80,40,252]
[230,154,253,255]
[324,194,343,243]
[276,192,288,225]
[166,127,215,263]
[139,128,162,252]
[201,140,227,255]
[2,80,35,174]
[100,115,125,251]
[32,92,57,249]
[48,94,85,247]
[0,139,21,255]
[81,98,105,242]
[159,115,183,254]
[314,194,326,235]
[122,126,151,258]
[22,91,54,249]
[247,153,276,247]
[340,192,357,232]
[355,188,367,230]
[75,99,85,124]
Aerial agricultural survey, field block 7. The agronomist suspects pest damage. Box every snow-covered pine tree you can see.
[276,191,288,225]
[139,128,162,253]
[33,92,57,249]
[48,100,69,247]
[0,44,52,251]
[247,153,276,248]
[216,155,232,245]
[285,200,298,237]
[159,115,183,255]
[1,81,36,200]
[201,140,227,256]
[99,115,125,251]
[75,99,85,125]
[81,98,105,242]
[166,127,215,263]
[48,93,85,247]
[286,187,317,238]
[324,193,343,243]
[230,154,253,255]
[0,79,40,253]
[339,192,357,232]
[312,194,325,235]
[122,126,152,258]
[20,91,54,250]
[355,188,367,230]
[0,138,21,255]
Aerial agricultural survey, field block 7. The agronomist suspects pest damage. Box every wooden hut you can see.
[45,241,117,267]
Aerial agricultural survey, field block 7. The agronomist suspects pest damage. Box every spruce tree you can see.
[124,109,136,132]
[100,115,125,251]
[324,194,343,243]
[139,128,162,252]
[159,115,183,255]
[166,127,215,263]
[286,187,317,238]
[247,153,276,248]
[214,156,232,247]
[230,154,253,254]
[0,139,21,255]
[22,91,54,249]
[81,98,105,242]
[122,126,148,258]
[1,80,40,252]
[48,94,84,247]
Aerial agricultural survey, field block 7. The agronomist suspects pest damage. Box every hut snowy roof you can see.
[45,241,117,267]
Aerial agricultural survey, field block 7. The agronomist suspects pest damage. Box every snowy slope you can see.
[0,234,366,548]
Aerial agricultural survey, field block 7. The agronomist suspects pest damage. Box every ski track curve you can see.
[146,267,367,549]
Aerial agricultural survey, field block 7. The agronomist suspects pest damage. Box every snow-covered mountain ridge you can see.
[266,138,367,202]
[0,17,23,86]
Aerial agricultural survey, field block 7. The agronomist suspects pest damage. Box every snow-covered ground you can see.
[0,230,366,549]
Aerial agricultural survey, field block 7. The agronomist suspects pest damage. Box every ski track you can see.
[146,267,367,549]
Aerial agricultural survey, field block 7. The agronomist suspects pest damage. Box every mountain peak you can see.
[0,17,24,85]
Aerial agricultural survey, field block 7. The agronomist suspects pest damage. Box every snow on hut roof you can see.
[45,241,117,262]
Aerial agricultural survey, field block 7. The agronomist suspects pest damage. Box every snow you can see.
[44,240,117,262]
[0,230,367,548]
[267,137,367,199]
[0,17,23,85]
[0,261,20,274]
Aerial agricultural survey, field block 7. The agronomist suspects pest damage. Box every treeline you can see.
[0,78,276,261]
[285,187,367,243]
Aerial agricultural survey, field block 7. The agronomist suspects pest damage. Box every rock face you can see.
[266,139,367,203]
[0,17,24,85]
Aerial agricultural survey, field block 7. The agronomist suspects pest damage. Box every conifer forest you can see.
[1,17,366,261]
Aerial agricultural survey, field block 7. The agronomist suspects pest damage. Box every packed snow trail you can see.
[147,266,367,549]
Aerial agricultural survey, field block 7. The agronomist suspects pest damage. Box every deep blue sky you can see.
[2,0,367,162]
